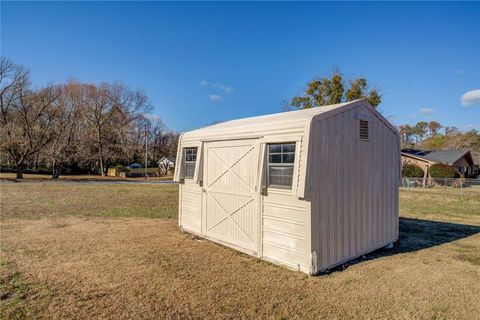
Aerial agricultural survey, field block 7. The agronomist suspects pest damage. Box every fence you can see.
[401,177,480,195]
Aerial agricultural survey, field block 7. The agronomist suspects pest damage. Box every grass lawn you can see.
[127,167,165,174]
[0,172,173,182]
[1,183,479,319]
[400,187,480,225]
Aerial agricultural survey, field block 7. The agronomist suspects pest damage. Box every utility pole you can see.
[145,124,148,179]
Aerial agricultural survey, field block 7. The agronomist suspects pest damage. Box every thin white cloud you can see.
[213,83,234,93]
[209,94,223,102]
[223,86,235,93]
[202,80,235,94]
[460,89,480,106]
[419,108,435,116]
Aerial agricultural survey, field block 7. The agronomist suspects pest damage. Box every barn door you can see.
[203,139,260,253]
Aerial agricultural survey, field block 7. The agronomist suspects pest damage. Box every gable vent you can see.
[359,120,369,140]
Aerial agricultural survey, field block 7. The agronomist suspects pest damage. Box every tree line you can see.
[0,57,179,179]
[399,121,480,153]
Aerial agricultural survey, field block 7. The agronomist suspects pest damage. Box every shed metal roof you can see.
[181,99,397,142]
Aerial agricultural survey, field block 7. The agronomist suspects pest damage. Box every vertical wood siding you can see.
[310,105,400,271]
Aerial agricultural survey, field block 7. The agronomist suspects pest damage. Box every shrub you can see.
[114,164,129,173]
[402,163,424,178]
[428,163,459,178]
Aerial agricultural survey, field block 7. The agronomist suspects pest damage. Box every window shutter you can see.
[173,134,185,182]
[194,144,203,184]
[258,144,267,193]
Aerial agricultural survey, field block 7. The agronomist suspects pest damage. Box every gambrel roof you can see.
[181,99,398,142]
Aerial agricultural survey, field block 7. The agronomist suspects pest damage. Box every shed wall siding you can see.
[310,105,400,271]
[179,179,202,234]
[262,192,310,272]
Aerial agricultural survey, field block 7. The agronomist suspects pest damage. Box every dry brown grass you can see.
[0,183,178,220]
[1,183,479,319]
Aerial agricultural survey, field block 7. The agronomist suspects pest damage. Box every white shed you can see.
[174,99,401,274]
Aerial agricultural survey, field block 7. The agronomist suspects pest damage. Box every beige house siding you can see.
[401,155,430,177]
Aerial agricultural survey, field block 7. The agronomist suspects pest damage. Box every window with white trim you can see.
[267,143,296,189]
[183,147,197,179]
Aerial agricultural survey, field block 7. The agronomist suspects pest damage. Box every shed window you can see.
[267,143,296,189]
[359,120,369,140]
[183,147,197,178]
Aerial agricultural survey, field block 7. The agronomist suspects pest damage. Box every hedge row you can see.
[428,163,460,178]
[402,163,424,178]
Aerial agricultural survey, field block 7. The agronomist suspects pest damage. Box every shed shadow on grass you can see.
[326,217,480,274]
[395,218,480,253]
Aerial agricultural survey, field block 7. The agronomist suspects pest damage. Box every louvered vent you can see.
[359,120,369,140]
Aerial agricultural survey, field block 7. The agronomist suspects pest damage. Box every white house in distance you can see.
[157,157,175,175]
[174,99,401,275]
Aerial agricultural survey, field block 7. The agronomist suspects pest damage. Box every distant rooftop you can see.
[401,148,474,165]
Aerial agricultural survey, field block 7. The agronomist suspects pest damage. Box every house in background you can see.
[157,157,175,175]
[473,153,480,177]
[127,162,142,169]
[401,149,476,178]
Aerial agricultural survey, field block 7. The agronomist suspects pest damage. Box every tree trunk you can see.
[16,166,24,180]
[34,152,40,170]
[52,162,62,179]
[52,160,57,179]
[99,149,105,176]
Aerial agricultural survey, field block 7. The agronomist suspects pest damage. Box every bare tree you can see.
[428,121,442,137]
[149,117,166,164]
[1,59,164,178]
[45,83,84,178]
[81,82,151,175]
[81,83,116,175]
[0,58,30,173]
[0,58,60,179]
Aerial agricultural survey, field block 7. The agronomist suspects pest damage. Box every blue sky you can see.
[1,1,479,132]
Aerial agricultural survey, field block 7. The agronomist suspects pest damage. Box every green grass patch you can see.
[0,261,29,320]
